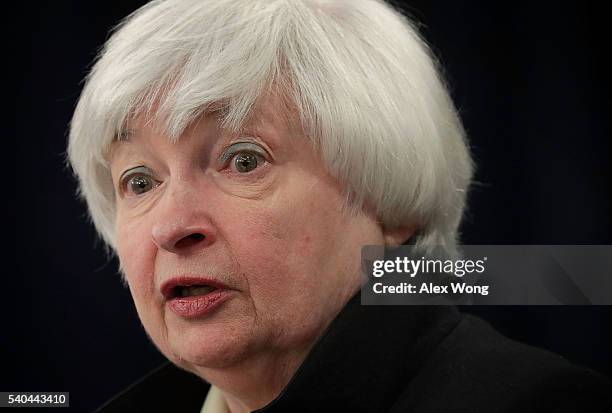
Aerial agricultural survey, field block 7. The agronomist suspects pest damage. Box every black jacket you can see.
[96,293,612,412]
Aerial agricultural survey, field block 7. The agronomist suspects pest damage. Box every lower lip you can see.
[166,289,232,318]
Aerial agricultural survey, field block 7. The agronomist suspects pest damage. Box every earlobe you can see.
[382,224,418,246]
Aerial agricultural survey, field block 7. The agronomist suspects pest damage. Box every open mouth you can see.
[171,285,218,299]
[161,277,232,318]
[161,277,228,301]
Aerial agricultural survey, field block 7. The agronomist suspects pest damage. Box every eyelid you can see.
[219,141,269,165]
[119,166,152,182]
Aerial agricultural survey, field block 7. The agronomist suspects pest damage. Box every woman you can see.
[68,0,610,412]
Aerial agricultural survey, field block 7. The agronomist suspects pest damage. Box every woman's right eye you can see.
[120,167,159,197]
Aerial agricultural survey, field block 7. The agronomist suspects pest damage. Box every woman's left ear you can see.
[382,224,417,246]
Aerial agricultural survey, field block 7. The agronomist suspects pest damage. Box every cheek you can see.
[116,217,153,284]
[225,178,352,306]
[115,216,161,329]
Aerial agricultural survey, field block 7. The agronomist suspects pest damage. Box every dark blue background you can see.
[9,1,611,412]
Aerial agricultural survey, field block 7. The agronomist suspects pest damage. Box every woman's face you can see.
[109,94,386,376]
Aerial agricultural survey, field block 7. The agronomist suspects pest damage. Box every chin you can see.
[164,318,254,371]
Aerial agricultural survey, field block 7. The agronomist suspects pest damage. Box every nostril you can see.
[174,233,206,250]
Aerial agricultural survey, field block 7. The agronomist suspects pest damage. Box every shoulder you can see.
[94,362,209,413]
[392,313,612,413]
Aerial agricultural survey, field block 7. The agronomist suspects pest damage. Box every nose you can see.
[150,178,217,254]
[152,222,215,254]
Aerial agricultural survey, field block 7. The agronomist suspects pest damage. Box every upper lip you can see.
[160,276,230,300]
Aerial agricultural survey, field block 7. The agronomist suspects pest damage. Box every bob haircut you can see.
[68,0,473,257]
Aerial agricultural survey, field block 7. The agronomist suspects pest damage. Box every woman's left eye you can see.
[222,142,269,174]
[231,152,265,173]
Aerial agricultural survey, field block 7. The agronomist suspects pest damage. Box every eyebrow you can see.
[117,129,134,141]
[108,130,135,163]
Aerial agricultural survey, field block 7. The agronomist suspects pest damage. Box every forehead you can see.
[109,90,300,158]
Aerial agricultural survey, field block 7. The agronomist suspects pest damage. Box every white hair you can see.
[67,0,473,256]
